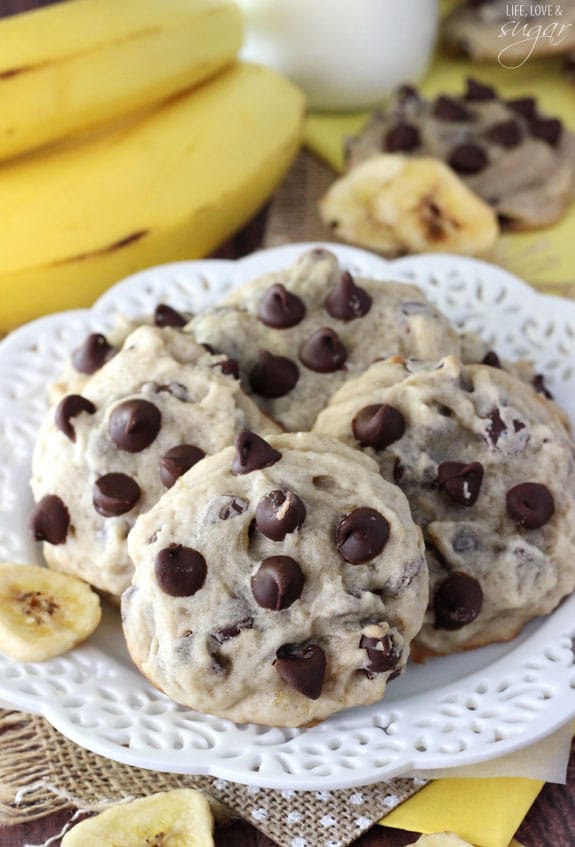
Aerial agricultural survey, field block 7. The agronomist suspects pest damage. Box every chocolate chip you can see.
[219,496,248,520]
[395,83,419,104]
[485,119,521,148]
[251,556,305,610]
[481,350,502,368]
[93,473,141,516]
[434,572,483,630]
[352,404,406,450]
[452,527,479,553]
[231,431,281,475]
[433,95,473,121]
[360,633,399,674]
[258,284,306,329]
[506,482,554,528]
[29,495,70,544]
[324,271,372,321]
[153,303,186,328]
[533,373,553,400]
[486,408,507,447]
[72,333,115,374]
[437,461,484,506]
[299,328,347,373]
[213,617,253,643]
[507,97,537,119]
[109,399,161,452]
[255,490,306,541]
[160,444,205,488]
[529,116,562,146]
[464,78,497,101]
[274,643,326,699]
[448,143,488,174]
[55,394,96,441]
[155,544,207,597]
[336,508,390,564]
[249,350,299,398]
[385,123,421,152]
[212,357,240,379]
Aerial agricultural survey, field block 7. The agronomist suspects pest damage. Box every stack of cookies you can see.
[29,248,575,727]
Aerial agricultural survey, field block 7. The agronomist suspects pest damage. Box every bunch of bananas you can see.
[0,0,305,331]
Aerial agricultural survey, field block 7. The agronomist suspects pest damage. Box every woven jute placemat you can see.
[0,709,425,846]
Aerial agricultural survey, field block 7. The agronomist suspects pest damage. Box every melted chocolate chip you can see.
[93,473,141,517]
[153,303,186,328]
[529,116,562,146]
[486,408,507,447]
[385,123,421,152]
[481,350,502,368]
[533,373,553,400]
[72,333,115,374]
[249,350,299,398]
[251,556,305,610]
[219,495,248,520]
[160,444,205,488]
[155,544,207,597]
[258,284,306,329]
[325,271,372,321]
[465,78,497,101]
[434,572,483,630]
[336,508,390,564]
[506,482,555,528]
[352,404,406,450]
[29,495,70,544]
[507,96,537,119]
[231,431,281,475]
[109,399,161,453]
[433,95,473,121]
[360,633,399,674]
[485,119,521,148]
[437,461,484,506]
[212,357,240,379]
[274,643,326,699]
[213,617,253,644]
[299,328,347,373]
[448,143,488,174]
[55,394,96,441]
[255,490,306,541]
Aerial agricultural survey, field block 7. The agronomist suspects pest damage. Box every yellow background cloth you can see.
[304,4,575,293]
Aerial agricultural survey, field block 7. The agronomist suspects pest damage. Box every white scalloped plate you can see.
[1,242,575,790]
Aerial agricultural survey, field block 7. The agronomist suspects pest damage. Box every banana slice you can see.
[0,563,101,662]
[405,835,475,847]
[319,153,499,257]
[61,789,215,847]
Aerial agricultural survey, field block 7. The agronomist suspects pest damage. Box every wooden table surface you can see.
[2,1,575,845]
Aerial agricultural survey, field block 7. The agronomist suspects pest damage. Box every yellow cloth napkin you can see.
[304,15,575,292]
[379,722,574,847]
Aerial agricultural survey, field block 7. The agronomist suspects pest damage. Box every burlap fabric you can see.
[0,709,425,846]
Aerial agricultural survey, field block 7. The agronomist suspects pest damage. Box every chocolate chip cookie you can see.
[30,325,280,598]
[313,356,575,655]
[188,248,461,431]
[443,0,575,63]
[122,431,427,726]
[346,81,575,229]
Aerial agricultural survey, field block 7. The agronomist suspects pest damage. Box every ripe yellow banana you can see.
[0,62,305,332]
[61,789,214,847]
[0,0,242,161]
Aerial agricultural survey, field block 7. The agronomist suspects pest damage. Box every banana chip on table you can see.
[319,153,499,257]
[61,789,215,847]
[405,835,475,847]
[0,562,101,662]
